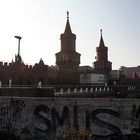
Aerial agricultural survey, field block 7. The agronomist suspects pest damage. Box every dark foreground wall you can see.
[0,97,140,140]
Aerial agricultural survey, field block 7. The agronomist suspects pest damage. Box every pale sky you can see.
[0,0,139,69]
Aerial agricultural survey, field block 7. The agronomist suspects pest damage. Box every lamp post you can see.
[14,36,22,56]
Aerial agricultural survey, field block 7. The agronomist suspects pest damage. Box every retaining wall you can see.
[0,97,140,140]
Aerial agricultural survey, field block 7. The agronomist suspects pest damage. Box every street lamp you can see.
[14,36,22,56]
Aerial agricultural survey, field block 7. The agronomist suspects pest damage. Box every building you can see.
[80,73,105,85]
[1,13,138,86]
[110,70,120,80]
[0,12,81,86]
[119,66,140,79]
[79,66,93,73]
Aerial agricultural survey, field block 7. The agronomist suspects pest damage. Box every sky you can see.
[0,0,139,69]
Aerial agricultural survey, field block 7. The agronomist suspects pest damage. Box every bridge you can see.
[0,84,139,98]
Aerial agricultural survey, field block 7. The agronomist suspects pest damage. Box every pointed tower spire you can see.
[64,11,72,34]
[99,29,105,47]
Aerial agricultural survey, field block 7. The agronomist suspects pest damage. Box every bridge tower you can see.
[93,30,112,78]
[55,12,81,84]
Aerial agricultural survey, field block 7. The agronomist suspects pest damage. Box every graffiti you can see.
[52,106,70,132]
[0,99,25,130]
[73,105,79,130]
[34,105,52,133]
[9,99,25,121]
[34,105,70,133]
[91,109,122,135]
[131,104,140,125]
[0,118,12,130]
[86,110,90,131]
[34,105,123,137]
[0,98,140,140]
[0,106,8,117]
[131,104,140,134]
[131,104,136,125]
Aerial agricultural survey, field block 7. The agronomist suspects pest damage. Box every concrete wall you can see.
[0,97,140,140]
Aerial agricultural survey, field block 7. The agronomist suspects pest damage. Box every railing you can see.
[53,85,137,98]
[0,84,139,98]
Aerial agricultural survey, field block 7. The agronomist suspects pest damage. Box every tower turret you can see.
[93,30,112,78]
[56,12,81,71]
[55,12,81,84]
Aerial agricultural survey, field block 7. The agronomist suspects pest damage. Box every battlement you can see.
[0,60,58,71]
